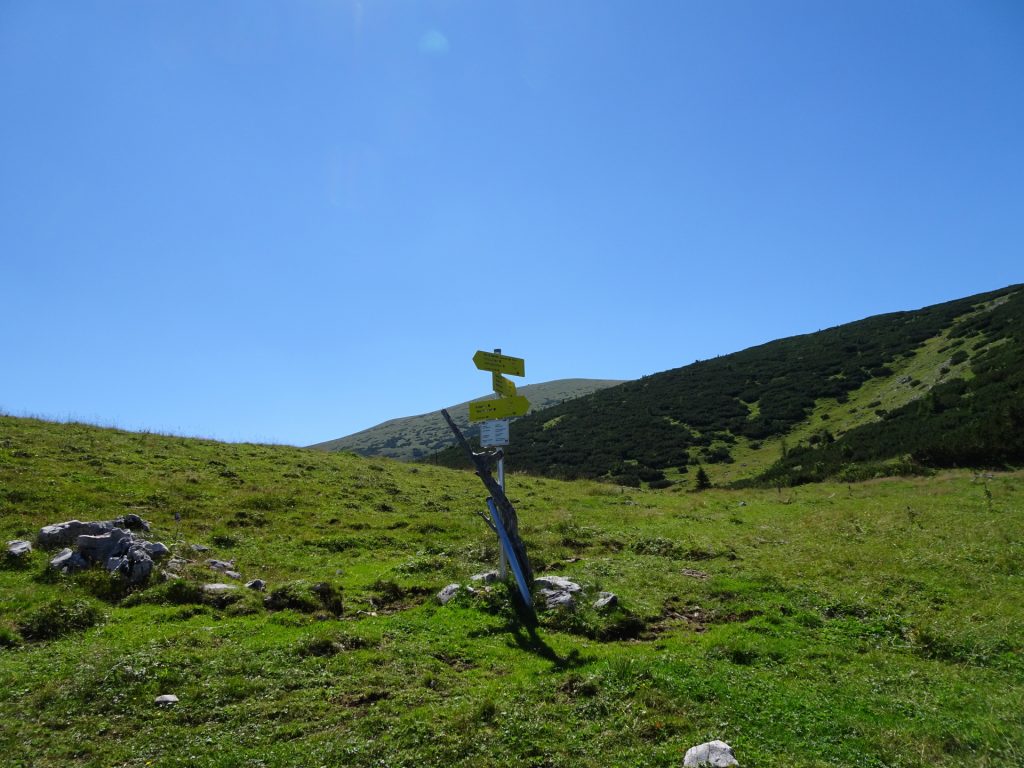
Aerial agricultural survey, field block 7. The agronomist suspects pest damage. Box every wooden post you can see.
[439,408,534,587]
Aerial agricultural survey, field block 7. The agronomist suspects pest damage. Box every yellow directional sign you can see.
[492,372,517,398]
[473,350,525,377]
[469,395,530,422]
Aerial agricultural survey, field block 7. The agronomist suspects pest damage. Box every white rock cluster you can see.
[39,517,168,585]
[683,740,738,767]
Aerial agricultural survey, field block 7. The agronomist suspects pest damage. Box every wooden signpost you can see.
[440,349,534,616]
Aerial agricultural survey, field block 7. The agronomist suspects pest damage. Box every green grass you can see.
[1,415,1022,767]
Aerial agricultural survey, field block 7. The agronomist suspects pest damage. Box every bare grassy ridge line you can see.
[308,378,626,460]
[0,415,1022,767]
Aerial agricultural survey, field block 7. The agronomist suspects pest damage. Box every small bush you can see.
[266,580,343,615]
[74,568,133,603]
[19,598,103,641]
[0,624,23,649]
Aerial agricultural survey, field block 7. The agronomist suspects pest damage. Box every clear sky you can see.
[2,1,1022,446]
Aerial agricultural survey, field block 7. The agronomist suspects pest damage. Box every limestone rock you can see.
[6,540,32,558]
[534,576,581,593]
[113,514,150,532]
[154,694,179,706]
[128,556,153,585]
[471,570,500,584]
[224,570,242,580]
[77,528,132,564]
[202,583,238,594]
[593,592,618,611]
[245,579,266,591]
[190,544,210,552]
[38,520,114,548]
[437,584,461,605]
[683,740,738,767]
[50,548,87,572]
[142,541,170,560]
[206,559,235,572]
[539,589,576,609]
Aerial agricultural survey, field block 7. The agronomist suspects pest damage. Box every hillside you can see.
[433,285,1024,488]
[308,378,624,460]
[1,415,1022,767]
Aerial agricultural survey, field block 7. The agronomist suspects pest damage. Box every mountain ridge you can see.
[308,378,625,460]
[430,284,1024,487]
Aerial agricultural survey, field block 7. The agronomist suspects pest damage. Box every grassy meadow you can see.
[1,415,1022,767]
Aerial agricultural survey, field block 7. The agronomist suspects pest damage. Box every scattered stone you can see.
[245,579,266,592]
[142,541,170,560]
[206,558,235,572]
[77,529,132,563]
[539,589,576,609]
[533,576,581,593]
[38,520,166,585]
[129,557,153,585]
[50,548,87,573]
[190,544,210,552]
[681,568,710,580]
[114,514,150,532]
[683,740,738,768]
[166,557,191,570]
[224,570,242,580]
[6,540,32,558]
[737,501,747,507]
[202,583,238,594]
[436,584,461,605]
[154,694,179,706]
[471,570,500,584]
[38,520,114,548]
[593,592,618,611]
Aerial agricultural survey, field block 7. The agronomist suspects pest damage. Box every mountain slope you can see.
[308,378,625,460]
[1,415,1022,767]
[432,285,1023,486]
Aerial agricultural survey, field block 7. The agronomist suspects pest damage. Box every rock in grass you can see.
[436,584,461,605]
[683,740,738,767]
[471,570,500,584]
[246,579,266,591]
[142,541,170,560]
[49,548,87,572]
[224,570,242,580]
[533,576,582,593]
[38,520,114,548]
[593,592,618,611]
[154,694,179,706]
[202,583,238,595]
[77,528,132,563]
[539,589,576,609]
[6,540,32,558]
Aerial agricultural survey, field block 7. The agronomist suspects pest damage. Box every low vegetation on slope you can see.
[432,285,1023,489]
[1,416,1022,767]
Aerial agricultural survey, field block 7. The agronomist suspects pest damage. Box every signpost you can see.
[479,419,510,447]
[440,349,533,610]
[473,350,525,377]
[468,395,530,422]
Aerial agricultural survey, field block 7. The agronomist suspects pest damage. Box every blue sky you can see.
[2,1,1022,446]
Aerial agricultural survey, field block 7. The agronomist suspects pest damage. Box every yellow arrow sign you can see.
[492,372,517,398]
[473,350,525,377]
[469,395,530,422]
